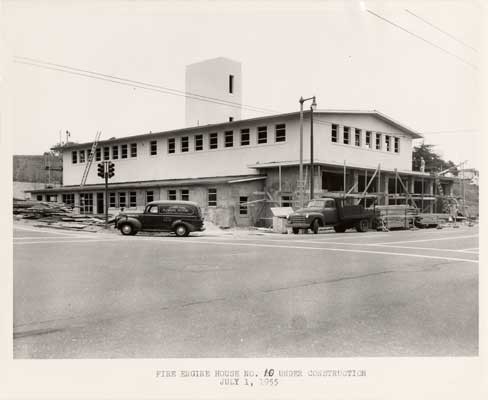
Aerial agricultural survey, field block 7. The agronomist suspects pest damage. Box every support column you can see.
[353,170,359,193]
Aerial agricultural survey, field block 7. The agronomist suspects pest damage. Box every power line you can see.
[14,56,275,114]
[405,9,478,53]
[365,9,478,70]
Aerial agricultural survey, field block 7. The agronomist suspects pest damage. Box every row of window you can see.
[331,124,400,153]
[71,124,287,163]
[167,124,286,154]
[72,143,138,164]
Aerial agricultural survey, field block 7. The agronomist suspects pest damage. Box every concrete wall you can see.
[13,182,47,199]
[62,112,416,186]
[13,154,62,184]
[185,57,242,127]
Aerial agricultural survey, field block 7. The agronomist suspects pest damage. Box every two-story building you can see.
[29,108,456,227]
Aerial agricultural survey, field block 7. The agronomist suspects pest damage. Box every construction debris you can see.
[13,199,115,230]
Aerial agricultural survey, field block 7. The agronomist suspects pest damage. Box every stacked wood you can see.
[371,205,418,230]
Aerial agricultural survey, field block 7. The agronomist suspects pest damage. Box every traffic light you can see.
[108,162,115,178]
[97,162,105,178]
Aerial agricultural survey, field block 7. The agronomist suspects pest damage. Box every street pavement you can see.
[13,223,478,358]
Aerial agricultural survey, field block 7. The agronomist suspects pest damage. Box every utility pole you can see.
[310,106,315,200]
[105,163,109,225]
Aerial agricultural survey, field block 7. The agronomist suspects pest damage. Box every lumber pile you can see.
[372,205,419,230]
[13,199,114,229]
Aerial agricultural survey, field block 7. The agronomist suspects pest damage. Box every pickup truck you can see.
[287,197,376,234]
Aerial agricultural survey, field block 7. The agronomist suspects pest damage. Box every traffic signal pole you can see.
[104,162,109,227]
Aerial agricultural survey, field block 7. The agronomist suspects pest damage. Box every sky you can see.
[1,0,484,170]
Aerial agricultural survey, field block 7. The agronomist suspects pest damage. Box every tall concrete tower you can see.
[185,57,242,127]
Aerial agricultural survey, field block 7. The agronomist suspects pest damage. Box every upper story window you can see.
[121,144,128,159]
[239,196,248,216]
[79,150,85,163]
[258,126,267,144]
[385,135,391,152]
[95,148,101,161]
[72,151,78,164]
[343,127,350,145]
[229,75,234,94]
[331,124,338,143]
[112,145,119,159]
[365,131,372,148]
[195,135,203,151]
[103,146,110,160]
[209,132,218,149]
[375,133,382,150]
[229,117,234,122]
[355,129,361,146]
[168,138,175,154]
[240,128,250,146]
[130,143,137,157]
[225,131,234,148]
[394,137,400,153]
[275,124,286,142]
[181,136,189,152]
[150,140,157,155]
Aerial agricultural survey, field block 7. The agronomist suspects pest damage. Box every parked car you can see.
[115,200,205,237]
[287,196,375,234]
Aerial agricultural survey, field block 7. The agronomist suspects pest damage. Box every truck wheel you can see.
[311,219,321,234]
[120,223,134,236]
[333,225,346,233]
[292,228,299,234]
[356,219,370,233]
[174,224,189,237]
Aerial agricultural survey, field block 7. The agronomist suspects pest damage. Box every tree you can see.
[412,143,458,175]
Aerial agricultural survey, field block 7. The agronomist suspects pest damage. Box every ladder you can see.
[80,131,101,187]
[434,174,450,214]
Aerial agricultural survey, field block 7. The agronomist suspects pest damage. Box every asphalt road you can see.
[13,224,478,358]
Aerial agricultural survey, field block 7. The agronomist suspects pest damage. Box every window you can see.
[181,136,189,152]
[96,148,101,161]
[275,124,286,142]
[109,192,116,208]
[331,124,338,143]
[225,131,234,147]
[375,133,382,150]
[168,138,175,154]
[385,135,391,151]
[146,190,154,203]
[240,128,250,146]
[195,135,203,151]
[79,150,85,163]
[79,193,93,214]
[365,131,372,148]
[148,205,159,214]
[103,146,110,160]
[112,145,119,159]
[229,74,234,94]
[281,195,293,207]
[239,196,248,216]
[72,151,77,164]
[208,188,217,207]
[180,189,189,201]
[62,193,74,207]
[118,192,126,208]
[209,132,218,149]
[355,129,361,146]
[229,117,234,122]
[168,189,177,200]
[130,143,137,157]
[258,126,267,144]
[394,137,400,153]
[36,194,43,201]
[343,127,350,144]
[325,199,336,208]
[121,144,128,159]
[129,191,137,207]
[150,140,157,155]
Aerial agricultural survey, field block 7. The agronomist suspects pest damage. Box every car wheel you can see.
[356,219,370,233]
[312,219,320,234]
[333,225,346,233]
[174,224,189,237]
[292,228,299,234]
[120,223,133,236]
